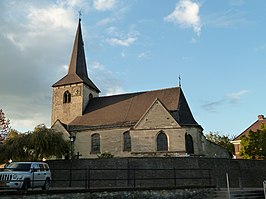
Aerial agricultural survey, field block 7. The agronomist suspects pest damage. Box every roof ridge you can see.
[97,86,180,99]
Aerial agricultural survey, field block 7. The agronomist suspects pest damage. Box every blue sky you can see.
[0,0,266,137]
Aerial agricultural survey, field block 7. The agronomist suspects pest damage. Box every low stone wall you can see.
[47,157,266,189]
[0,187,214,199]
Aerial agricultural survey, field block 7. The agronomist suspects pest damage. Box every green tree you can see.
[240,128,266,159]
[0,125,69,163]
[30,124,69,160]
[205,132,235,155]
[3,130,31,162]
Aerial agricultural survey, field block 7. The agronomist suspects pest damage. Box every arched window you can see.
[63,91,71,103]
[185,133,194,154]
[123,131,131,151]
[156,131,168,151]
[91,133,100,153]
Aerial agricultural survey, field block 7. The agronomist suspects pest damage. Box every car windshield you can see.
[4,163,31,171]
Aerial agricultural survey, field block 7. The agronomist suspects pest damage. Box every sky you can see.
[0,0,266,137]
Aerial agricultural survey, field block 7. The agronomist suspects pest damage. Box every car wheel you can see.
[21,179,30,190]
[42,178,50,190]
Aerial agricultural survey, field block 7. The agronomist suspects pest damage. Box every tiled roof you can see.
[52,19,100,93]
[69,87,200,129]
[234,117,266,140]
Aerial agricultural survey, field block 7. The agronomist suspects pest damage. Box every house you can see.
[51,19,230,159]
[231,115,266,159]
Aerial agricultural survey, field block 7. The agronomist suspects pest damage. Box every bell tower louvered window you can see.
[63,91,71,103]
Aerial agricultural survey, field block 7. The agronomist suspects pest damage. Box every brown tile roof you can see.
[234,116,266,140]
[52,19,100,93]
[69,87,200,129]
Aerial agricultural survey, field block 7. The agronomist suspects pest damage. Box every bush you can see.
[97,152,114,159]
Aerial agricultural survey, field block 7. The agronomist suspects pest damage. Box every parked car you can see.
[0,162,51,190]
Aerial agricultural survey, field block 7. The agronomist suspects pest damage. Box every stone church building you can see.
[51,19,230,159]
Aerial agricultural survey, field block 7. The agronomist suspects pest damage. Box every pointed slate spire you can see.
[53,18,100,93]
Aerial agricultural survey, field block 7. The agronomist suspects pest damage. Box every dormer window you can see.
[63,91,71,103]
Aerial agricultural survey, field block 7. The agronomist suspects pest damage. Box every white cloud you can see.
[255,44,266,52]
[227,90,249,104]
[201,90,250,113]
[107,36,137,47]
[63,64,68,71]
[106,27,139,47]
[121,51,126,58]
[93,0,116,11]
[91,61,105,70]
[138,52,149,59]
[190,37,197,43]
[96,17,116,26]
[106,87,125,96]
[27,5,75,32]
[229,0,245,6]
[0,1,84,132]
[3,2,77,51]
[88,61,125,96]
[164,0,201,35]
[203,9,254,29]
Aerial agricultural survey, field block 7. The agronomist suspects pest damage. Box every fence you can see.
[50,167,212,189]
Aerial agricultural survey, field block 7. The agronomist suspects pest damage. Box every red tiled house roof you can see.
[233,115,266,141]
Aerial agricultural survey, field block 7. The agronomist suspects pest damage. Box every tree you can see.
[240,128,266,160]
[29,124,69,160]
[0,109,10,142]
[0,125,69,163]
[205,132,235,155]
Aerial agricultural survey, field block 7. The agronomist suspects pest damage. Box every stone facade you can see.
[52,83,98,125]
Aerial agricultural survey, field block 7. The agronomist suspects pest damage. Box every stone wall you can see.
[0,187,214,199]
[202,137,230,158]
[47,157,266,189]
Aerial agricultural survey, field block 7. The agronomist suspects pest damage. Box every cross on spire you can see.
[178,75,182,88]
[79,10,82,21]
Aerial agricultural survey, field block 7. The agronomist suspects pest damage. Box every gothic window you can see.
[91,133,100,153]
[185,133,194,154]
[123,131,131,151]
[63,91,71,103]
[89,93,93,100]
[156,131,168,151]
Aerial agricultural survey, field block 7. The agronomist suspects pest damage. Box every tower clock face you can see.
[72,86,81,96]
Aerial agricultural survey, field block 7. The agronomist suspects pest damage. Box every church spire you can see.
[68,18,87,77]
[53,19,100,93]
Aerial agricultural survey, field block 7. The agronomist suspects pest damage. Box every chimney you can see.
[258,115,264,120]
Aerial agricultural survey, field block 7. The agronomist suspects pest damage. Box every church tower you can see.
[51,18,100,125]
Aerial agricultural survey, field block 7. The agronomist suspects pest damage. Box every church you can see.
[51,19,230,159]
